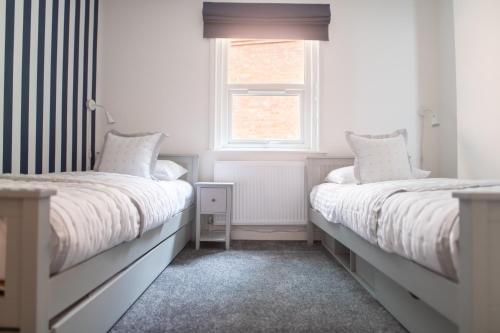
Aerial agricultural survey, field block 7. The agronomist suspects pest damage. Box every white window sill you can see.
[213,147,326,154]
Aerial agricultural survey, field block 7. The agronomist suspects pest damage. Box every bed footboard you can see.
[454,191,500,332]
[0,189,55,333]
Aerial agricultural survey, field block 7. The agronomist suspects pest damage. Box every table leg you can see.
[196,213,201,250]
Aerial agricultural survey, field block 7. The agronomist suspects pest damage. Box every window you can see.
[213,39,319,151]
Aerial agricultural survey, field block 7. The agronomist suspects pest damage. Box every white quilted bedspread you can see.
[311,178,500,279]
[0,172,193,278]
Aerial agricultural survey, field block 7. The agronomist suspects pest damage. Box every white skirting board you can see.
[214,161,306,225]
[208,224,323,241]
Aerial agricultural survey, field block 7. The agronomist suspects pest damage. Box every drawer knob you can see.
[211,198,216,202]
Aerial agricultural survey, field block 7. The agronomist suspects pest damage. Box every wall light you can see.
[418,108,440,167]
[86,99,116,124]
[419,109,440,127]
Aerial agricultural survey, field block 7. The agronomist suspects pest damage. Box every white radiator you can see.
[214,161,306,225]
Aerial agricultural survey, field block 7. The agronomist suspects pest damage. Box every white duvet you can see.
[0,172,194,279]
[310,178,500,279]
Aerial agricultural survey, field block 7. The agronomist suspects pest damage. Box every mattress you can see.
[0,172,194,280]
[310,178,500,280]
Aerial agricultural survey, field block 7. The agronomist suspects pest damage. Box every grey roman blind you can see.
[202,2,331,41]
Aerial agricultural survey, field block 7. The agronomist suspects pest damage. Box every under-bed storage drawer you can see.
[200,188,227,214]
[321,232,457,333]
[51,222,191,333]
[372,266,457,333]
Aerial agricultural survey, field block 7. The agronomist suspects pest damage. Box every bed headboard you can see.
[158,154,199,184]
[306,156,354,193]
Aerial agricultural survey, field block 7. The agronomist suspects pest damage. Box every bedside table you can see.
[195,182,234,250]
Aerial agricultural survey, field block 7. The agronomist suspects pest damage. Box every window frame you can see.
[212,38,320,151]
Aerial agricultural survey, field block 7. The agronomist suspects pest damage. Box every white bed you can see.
[311,178,500,280]
[306,156,500,333]
[0,172,194,279]
[0,154,198,333]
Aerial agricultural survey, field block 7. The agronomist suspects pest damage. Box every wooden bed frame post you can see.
[454,191,500,333]
[305,156,354,246]
[306,220,315,245]
[0,189,55,333]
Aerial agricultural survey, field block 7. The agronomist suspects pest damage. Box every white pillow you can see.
[325,165,431,184]
[153,160,188,181]
[345,129,413,184]
[324,166,357,184]
[412,167,431,179]
[95,130,165,178]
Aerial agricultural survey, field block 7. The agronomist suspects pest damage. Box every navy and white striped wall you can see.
[1,0,99,174]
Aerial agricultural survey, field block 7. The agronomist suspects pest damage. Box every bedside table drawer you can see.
[200,188,227,214]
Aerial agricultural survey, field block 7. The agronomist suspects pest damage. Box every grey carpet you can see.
[110,241,407,333]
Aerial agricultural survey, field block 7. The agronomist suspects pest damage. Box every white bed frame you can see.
[306,156,500,333]
[0,154,199,333]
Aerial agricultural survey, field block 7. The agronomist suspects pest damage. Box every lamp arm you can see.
[86,99,116,124]
[418,108,440,127]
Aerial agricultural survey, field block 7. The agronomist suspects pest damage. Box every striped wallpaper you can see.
[1,0,99,174]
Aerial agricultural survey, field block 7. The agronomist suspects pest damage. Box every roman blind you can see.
[202,2,331,41]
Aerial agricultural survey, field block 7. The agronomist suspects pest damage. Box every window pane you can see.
[228,39,305,84]
[231,95,301,141]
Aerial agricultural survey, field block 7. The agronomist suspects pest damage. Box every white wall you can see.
[97,0,449,180]
[415,0,440,175]
[414,0,457,178]
[454,0,500,179]
[438,0,458,178]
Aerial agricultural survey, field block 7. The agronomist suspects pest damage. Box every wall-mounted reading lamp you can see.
[86,99,116,124]
[419,108,440,167]
[419,108,440,127]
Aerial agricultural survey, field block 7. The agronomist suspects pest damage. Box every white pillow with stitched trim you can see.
[345,129,413,184]
[95,130,166,178]
[153,160,188,181]
[325,165,431,184]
